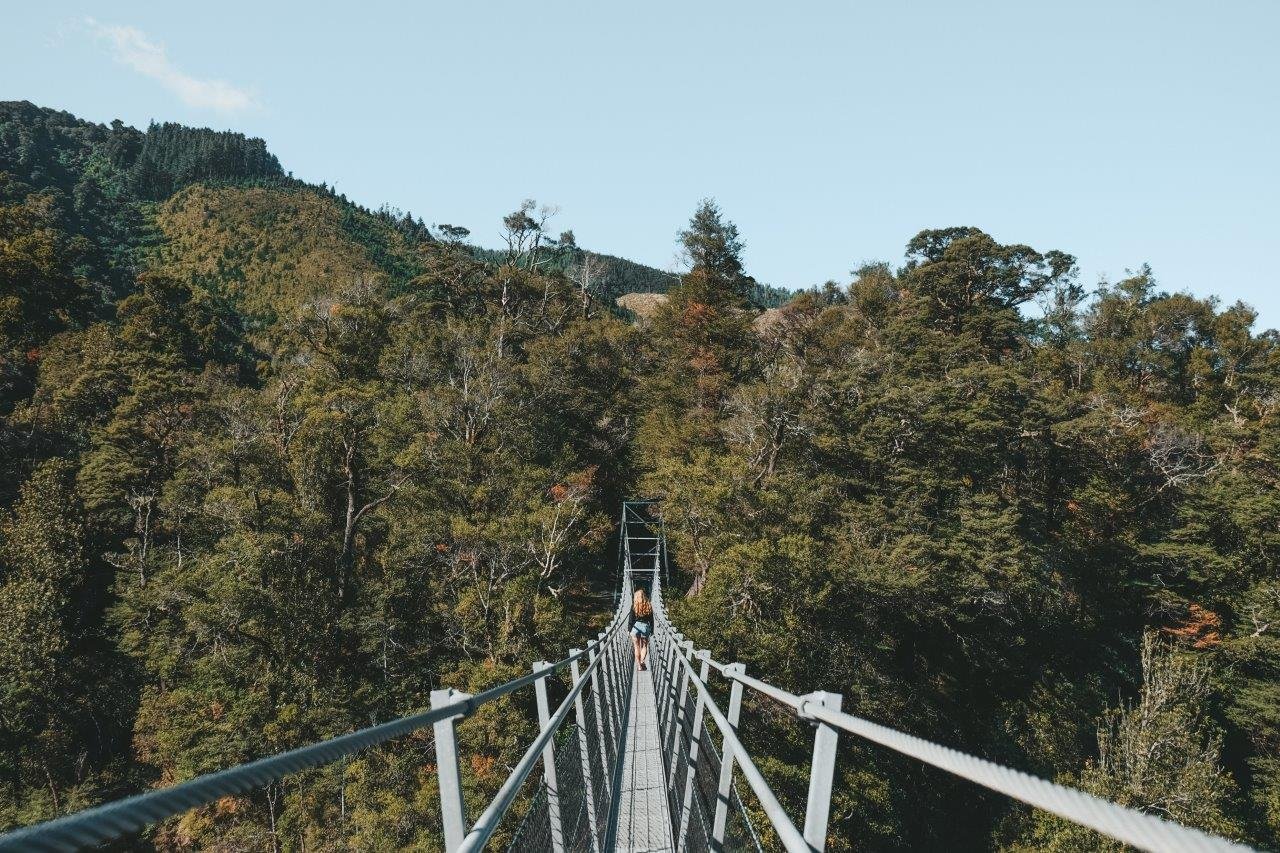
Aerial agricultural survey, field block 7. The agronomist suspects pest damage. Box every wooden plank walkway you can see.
[613,663,674,852]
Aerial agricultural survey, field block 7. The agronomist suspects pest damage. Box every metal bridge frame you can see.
[619,500,669,595]
[641,560,1252,853]
[0,591,637,853]
[645,570,836,852]
[0,501,1257,853]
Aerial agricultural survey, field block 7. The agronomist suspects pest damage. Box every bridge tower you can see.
[619,499,666,602]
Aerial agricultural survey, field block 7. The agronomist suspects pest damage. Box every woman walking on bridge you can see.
[629,588,653,670]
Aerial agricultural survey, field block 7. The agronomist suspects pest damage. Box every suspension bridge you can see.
[0,501,1257,852]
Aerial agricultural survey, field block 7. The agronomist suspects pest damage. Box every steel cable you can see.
[0,633,618,853]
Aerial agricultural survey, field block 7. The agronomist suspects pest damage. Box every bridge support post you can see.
[570,652,602,853]
[595,632,617,747]
[651,627,669,727]
[676,651,712,850]
[593,630,614,742]
[651,625,667,725]
[430,688,471,852]
[710,663,745,852]
[657,631,679,752]
[800,691,843,852]
[533,661,566,853]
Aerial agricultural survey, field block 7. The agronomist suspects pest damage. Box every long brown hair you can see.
[633,588,652,618]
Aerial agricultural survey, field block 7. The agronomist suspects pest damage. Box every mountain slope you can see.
[150,184,413,317]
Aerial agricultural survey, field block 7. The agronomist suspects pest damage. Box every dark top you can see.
[628,605,653,630]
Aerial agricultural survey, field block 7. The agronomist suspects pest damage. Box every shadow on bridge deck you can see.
[610,662,674,852]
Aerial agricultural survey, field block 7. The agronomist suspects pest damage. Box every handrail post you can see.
[650,623,665,720]
[601,623,634,853]
[570,652,602,853]
[431,688,471,852]
[607,627,627,738]
[533,661,566,853]
[800,691,843,852]
[610,627,629,733]
[676,651,712,850]
[651,622,667,725]
[711,663,746,852]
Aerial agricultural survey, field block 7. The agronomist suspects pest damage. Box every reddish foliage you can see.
[567,466,597,490]
[215,796,243,815]
[550,466,597,502]
[470,754,497,780]
[1162,603,1222,648]
[681,301,716,327]
[688,347,720,374]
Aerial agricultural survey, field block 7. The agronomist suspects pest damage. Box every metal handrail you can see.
[665,634,810,852]
[1,498,1262,853]
[647,568,1256,853]
[457,638,611,852]
[0,601,631,853]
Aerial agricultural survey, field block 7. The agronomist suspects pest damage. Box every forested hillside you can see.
[1,101,1278,851]
[644,223,1280,850]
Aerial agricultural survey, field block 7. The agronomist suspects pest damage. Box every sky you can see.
[4,0,1278,329]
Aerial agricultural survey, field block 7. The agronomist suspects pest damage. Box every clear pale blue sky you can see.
[4,1,1278,329]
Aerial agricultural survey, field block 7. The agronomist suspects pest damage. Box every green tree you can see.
[1017,633,1241,850]
[0,460,131,828]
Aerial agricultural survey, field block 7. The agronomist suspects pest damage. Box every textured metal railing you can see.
[646,568,1256,853]
[497,629,632,853]
[0,498,1262,853]
[0,597,633,853]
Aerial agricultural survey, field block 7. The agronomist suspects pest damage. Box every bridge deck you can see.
[613,662,674,852]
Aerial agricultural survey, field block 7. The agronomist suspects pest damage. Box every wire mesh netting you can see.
[506,660,622,852]
[699,725,767,852]
[505,721,596,850]
[665,676,698,833]
[582,689,612,851]
[556,724,590,850]
[507,777,552,851]
[661,684,764,852]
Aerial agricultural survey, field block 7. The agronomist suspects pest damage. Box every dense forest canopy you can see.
[1,101,1277,851]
